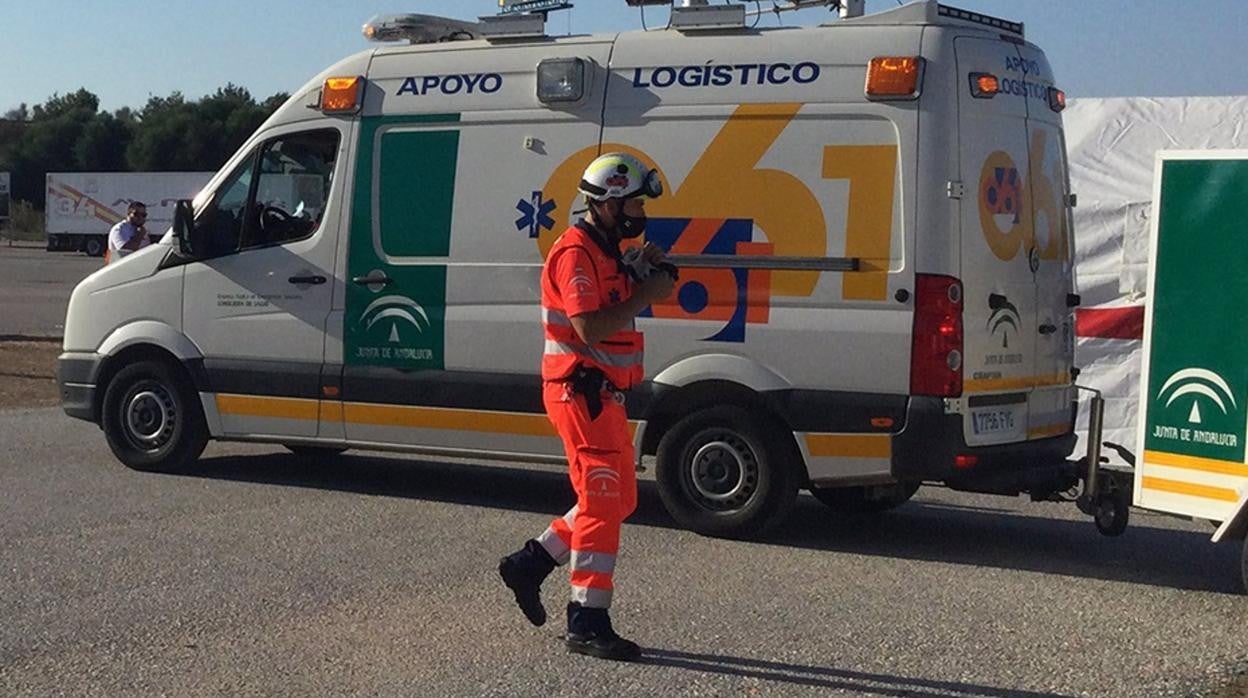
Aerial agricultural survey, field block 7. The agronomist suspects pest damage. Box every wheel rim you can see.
[1095,497,1118,530]
[121,380,177,452]
[684,431,759,511]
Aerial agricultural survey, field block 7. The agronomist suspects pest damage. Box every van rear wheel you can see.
[656,406,798,538]
[809,482,920,514]
[101,359,208,473]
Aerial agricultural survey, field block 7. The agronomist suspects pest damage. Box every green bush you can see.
[1,200,45,241]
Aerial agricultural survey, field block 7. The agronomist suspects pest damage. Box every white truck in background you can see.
[46,172,212,256]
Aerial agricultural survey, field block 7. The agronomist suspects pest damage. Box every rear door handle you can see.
[1039,323,1058,335]
[352,272,393,286]
[288,275,327,285]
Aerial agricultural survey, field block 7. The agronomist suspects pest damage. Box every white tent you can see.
[1066,96,1248,461]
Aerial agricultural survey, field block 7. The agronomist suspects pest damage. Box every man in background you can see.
[106,201,150,264]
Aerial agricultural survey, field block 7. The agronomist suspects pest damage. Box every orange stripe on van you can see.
[1144,450,1248,478]
[963,372,1070,393]
[319,400,345,426]
[804,434,892,459]
[823,144,897,301]
[340,402,640,440]
[342,403,558,437]
[214,394,641,440]
[216,394,320,420]
[1141,476,1239,502]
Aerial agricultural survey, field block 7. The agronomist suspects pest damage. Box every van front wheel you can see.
[656,406,798,538]
[101,360,209,472]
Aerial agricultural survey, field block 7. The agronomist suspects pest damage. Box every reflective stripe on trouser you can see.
[542,380,637,609]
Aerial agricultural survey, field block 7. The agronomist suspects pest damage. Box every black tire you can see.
[284,445,348,459]
[810,482,920,514]
[656,405,799,538]
[1093,485,1130,537]
[84,237,105,257]
[101,359,209,472]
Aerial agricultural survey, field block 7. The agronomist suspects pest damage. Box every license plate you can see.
[972,409,1017,435]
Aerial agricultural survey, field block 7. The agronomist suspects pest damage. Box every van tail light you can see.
[911,274,964,397]
[1047,86,1066,113]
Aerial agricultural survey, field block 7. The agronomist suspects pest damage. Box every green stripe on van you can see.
[345,114,460,372]
[350,114,461,260]
[379,129,459,257]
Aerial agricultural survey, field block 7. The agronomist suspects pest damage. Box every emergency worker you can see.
[499,153,676,662]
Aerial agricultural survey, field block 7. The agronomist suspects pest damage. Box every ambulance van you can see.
[57,0,1080,536]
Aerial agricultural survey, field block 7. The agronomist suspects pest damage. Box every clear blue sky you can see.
[5,0,1246,113]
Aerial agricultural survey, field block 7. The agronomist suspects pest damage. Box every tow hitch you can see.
[1071,386,1134,536]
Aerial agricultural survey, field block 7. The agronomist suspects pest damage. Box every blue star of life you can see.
[515,191,557,239]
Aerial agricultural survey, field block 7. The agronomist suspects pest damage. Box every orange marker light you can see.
[866,57,925,99]
[969,73,1000,98]
[321,76,364,114]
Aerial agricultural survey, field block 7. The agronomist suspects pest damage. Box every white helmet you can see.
[578,152,663,202]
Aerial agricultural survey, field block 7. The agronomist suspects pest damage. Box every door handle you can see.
[1038,323,1058,335]
[288,275,327,285]
[988,293,1009,310]
[352,272,393,286]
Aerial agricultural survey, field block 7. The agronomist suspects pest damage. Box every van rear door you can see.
[1015,43,1077,441]
[956,36,1037,446]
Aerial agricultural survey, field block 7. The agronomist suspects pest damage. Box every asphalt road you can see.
[0,243,100,338]
[2,407,1245,697]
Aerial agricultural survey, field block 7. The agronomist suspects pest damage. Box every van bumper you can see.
[892,396,1077,493]
[57,352,104,423]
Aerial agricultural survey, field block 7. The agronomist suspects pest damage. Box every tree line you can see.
[0,86,288,210]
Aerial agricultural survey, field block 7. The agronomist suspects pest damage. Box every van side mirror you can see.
[173,199,198,256]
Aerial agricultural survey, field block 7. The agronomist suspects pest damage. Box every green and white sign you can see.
[1141,155,1248,465]
[345,115,461,371]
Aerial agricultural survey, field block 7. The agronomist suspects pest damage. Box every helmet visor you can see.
[641,168,663,198]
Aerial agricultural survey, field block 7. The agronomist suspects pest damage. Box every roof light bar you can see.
[937,4,1023,37]
[362,14,481,44]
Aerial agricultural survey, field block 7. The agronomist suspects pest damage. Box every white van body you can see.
[58,0,1078,534]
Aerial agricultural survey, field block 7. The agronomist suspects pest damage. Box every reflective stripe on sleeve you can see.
[542,308,573,326]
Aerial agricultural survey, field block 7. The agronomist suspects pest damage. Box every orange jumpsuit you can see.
[536,221,644,609]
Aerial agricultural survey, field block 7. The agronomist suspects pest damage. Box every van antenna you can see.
[497,0,575,17]
[624,0,863,27]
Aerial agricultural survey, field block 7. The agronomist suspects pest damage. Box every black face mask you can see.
[618,212,647,239]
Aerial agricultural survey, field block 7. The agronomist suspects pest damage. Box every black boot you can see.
[565,602,642,662]
[498,539,557,626]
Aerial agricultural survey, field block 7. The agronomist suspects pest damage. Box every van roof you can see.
[365,0,1023,57]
